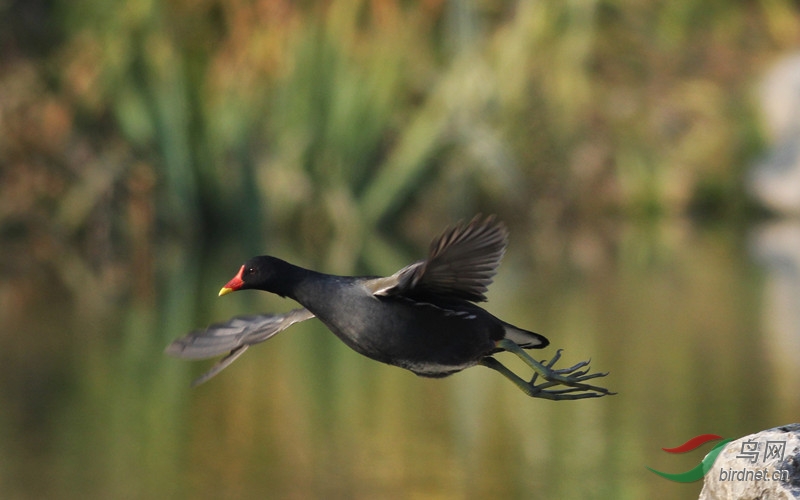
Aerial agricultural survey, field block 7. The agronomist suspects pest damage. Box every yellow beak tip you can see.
[218,287,234,297]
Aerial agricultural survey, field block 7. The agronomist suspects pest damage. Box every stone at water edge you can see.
[699,424,800,500]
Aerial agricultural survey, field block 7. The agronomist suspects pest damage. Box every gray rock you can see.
[699,424,800,500]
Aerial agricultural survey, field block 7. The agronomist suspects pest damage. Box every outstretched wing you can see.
[165,308,314,386]
[369,215,508,302]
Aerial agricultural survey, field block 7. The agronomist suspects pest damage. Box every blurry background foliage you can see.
[3,2,800,498]
[0,0,794,282]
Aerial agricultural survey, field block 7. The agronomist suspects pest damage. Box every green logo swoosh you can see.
[647,438,733,482]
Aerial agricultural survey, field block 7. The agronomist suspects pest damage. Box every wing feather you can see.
[370,215,508,302]
[165,309,314,359]
[165,308,315,386]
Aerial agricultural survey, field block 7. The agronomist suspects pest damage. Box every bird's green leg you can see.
[480,358,605,400]
[480,339,615,400]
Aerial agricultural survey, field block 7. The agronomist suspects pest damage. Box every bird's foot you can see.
[527,349,614,399]
[482,341,615,400]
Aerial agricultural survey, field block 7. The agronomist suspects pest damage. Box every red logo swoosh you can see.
[662,433,723,453]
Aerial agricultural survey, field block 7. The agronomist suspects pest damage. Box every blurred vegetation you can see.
[3,3,800,498]
[1,0,797,279]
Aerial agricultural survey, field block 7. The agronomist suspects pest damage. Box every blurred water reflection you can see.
[750,221,800,418]
[1,219,797,499]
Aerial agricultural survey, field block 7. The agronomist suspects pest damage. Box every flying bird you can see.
[166,215,613,400]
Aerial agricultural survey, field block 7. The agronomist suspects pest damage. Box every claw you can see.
[546,349,564,368]
[552,359,591,375]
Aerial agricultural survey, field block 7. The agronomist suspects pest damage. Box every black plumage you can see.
[167,215,613,399]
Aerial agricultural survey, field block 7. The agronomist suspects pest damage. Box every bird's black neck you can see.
[265,258,328,300]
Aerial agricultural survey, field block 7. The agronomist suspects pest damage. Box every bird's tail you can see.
[501,322,549,349]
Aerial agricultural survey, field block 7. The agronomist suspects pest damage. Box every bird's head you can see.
[218,256,288,296]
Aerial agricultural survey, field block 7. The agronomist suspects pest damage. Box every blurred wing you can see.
[370,215,508,302]
[187,345,250,388]
[165,308,314,386]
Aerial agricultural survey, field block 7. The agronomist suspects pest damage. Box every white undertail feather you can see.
[503,324,547,348]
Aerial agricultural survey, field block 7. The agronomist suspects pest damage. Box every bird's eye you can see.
[247,267,255,275]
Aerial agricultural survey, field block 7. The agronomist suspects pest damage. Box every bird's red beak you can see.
[219,265,246,296]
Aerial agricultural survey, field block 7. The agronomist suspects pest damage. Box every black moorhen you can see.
[166,215,613,399]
